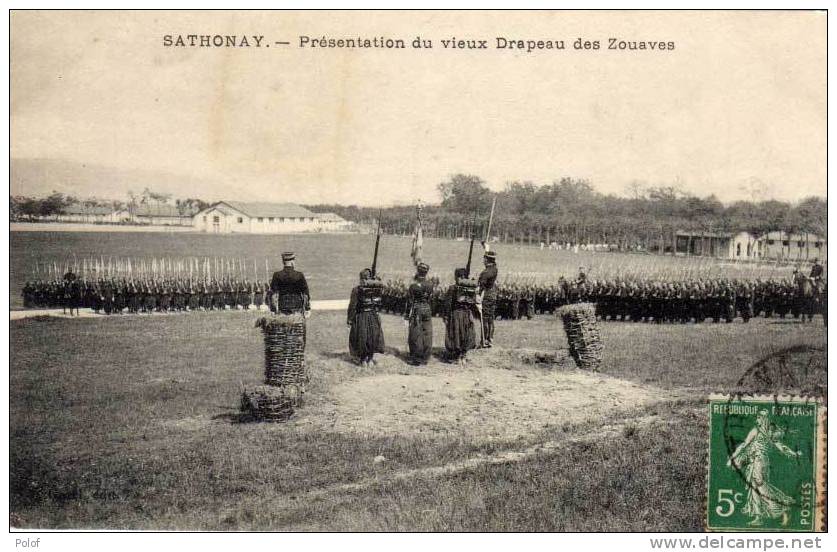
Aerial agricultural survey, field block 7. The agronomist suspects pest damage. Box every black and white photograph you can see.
[7,8,828,540]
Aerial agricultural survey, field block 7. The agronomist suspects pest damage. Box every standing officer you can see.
[810,258,824,284]
[404,262,435,364]
[270,252,311,317]
[477,251,498,347]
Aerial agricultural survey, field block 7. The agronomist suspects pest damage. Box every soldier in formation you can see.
[403,262,435,365]
[378,273,825,324]
[443,268,478,365]
[347,268,386,367]
[21,275,271,315]
[21,262,826,326]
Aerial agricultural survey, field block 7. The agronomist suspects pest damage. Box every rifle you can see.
[464,208,478,278]
[370,208,383,278]
[482,197,496,250]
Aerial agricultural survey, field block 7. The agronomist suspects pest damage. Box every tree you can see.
[624,180,647,200]
[39,192,75,217]
[437,174,493,214]
[793,196,826,237]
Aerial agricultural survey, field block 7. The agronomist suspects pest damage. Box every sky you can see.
[10,10,827,205]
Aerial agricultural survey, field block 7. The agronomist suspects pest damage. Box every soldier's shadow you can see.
[317,347,452,365]
[211,407,257,425]
[212,412,255,424]
[318,351,357,363]
[383,345,411,362]
[384,345,453,364]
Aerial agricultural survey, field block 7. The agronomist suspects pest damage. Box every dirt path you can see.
[320,410,670,494]
[9,300,350,320]
[221,407,701,525]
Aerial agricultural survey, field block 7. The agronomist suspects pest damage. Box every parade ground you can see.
[10,231,804,310]
[10,307,825,530]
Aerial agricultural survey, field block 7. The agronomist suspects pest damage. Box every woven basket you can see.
[255,313,308,388]
[241,384,304,422]
[557,302,603,371]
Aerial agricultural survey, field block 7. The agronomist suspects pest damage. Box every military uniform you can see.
[404,263,435,364]
[477,253,498,347]
[444,269,477,364]
[269,254,310,315]
[347,270,385,366]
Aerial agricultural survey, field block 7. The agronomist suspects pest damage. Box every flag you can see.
[410,201,424,266]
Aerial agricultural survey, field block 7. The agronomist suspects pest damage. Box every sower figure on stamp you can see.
[727,409,802,527]
[347,268,385,367]
[477,251,498,348]
[404,262,434,365]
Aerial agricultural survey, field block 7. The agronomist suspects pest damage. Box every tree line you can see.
[10,188,210,221]
[306,174,827,253]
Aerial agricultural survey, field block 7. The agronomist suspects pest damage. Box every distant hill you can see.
[10,158,221,201]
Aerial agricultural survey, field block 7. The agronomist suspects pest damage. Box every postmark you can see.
[706,395,825,532]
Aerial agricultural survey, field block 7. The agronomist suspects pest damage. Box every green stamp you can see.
[706,395,825,532]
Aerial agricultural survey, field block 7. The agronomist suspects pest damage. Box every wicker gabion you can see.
[557,302,603,371]
[256,313,308,387]
[240,313,307,422]
[240,384,303,422]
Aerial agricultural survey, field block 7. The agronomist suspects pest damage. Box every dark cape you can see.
[405,278,435,363]
[444,284,476,355]
[347,285,385,360]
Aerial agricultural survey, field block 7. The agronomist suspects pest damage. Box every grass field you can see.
[10,308,826,530]
[10,231,799,309]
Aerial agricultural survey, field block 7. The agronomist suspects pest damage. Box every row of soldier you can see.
[347,254,826,369]
[379,273,826,324]
[22,276,274,314]
[22,265,825,324]
[21,252,825,371]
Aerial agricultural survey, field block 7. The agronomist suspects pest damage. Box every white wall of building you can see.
[193,205,321,234]
[759,232,827,262]
[729,232,758,260]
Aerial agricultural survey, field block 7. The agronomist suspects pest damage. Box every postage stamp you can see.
[706,395,826,532]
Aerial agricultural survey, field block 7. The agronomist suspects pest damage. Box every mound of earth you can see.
[299,348,668,441]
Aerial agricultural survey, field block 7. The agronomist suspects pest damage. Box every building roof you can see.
[675,230,733,239]
[205,204,236,216]
[215,201,317,219]
[317,212,348,222]
[132,204,196,217]
[62,203,115,216]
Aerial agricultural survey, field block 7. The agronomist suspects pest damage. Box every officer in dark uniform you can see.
[269,252,311,316]
[477,251,498,347]
[63,268,81,316]
[810,259,824,291]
